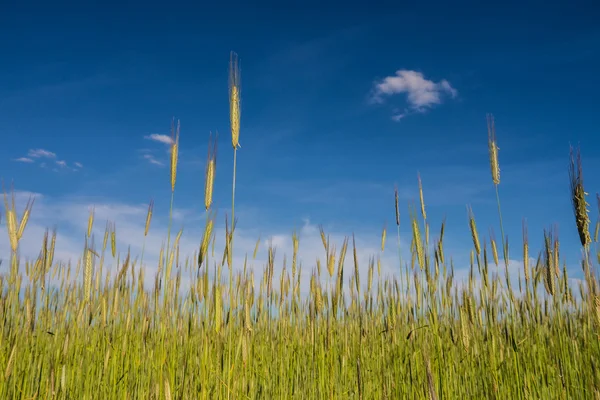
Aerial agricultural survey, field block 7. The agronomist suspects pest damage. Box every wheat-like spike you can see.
[170,119,180,193]
[174,228,183,252]
[418,173,427,221]
[204,158,215,211]
[164,377,172,400]
[145,199,154,237]
[198,218,214,268]
[6,208,18,253]
[292,231,299,278]
[569,145,591,248]
[423,350,438,400]
[543,230,555,296]
[111,223,117,258]
[46,228,56,274]
[226,231,233,272]
[102,221,109,252]
[553,229,560,277]
[319,224,328,252]
[460,309,470,353]
[394,186,400,226]
[468,207,481,256]
[84,238,93,302]
[352,234,360,295]
[229,52,241,149]
[490,229,499,267]
[248,236,259,261]
[17,196,34,240]
[411,214,424,270]
[327,245,336,278]
[338,237,349,278]
[381,224,387,252]
[4,342,17,379]
[87,206,94,238]
[204,132,218,211]
[523,219,529,284]
[487,113,500,185]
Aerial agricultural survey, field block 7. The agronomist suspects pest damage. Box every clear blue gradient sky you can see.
[1,1,599,287]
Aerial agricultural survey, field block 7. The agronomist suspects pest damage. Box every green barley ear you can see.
[229,52,241,150]
[467,206,481,256]
[487,113,500,185]
[170,119,180,193]
[204,132,218,211]
[568,145,591,248]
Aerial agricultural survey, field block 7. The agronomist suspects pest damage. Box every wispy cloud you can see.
[370,69,457,120]
[27,148,57,158]
[14,149,84,172]
[14,157,34,163]
[144,134,173,145]
[143,153,163,166]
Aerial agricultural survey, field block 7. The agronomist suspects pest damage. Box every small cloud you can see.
[143,154,163,166]
[14,157,34,163]
[144,134,173,145]
[40,162,47,169]
[28,148,56,158]
[370,69,457,119]
[74,162,83,168]
[56,160,67,168]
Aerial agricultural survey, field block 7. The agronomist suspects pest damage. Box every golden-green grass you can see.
[1,56,600,399]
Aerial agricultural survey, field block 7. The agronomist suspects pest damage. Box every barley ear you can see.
[229,52,241,149]
[204,132,218,211]
[487,113,500,185]
[568,145,591,248]
[144,199,154,237]
[17,196,34,240]
[170,118,180,193]
[87,206,95,238]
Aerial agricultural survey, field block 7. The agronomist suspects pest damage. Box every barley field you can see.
[1,53,599,399]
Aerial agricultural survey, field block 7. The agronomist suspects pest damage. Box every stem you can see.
[166,190,175,284]
[231,148,237,250]
[140,237,147,270]
[495,184,508,267]
[227,147,238,400]
[396,224,403,302]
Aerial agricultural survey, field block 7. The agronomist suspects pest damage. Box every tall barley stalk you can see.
[166,119,180,282]
[487,114,508,267]
[227,51,241,400]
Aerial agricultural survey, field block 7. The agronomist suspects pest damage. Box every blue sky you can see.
[1,1,600,288]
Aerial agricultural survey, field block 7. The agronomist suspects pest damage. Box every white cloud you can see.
[143,154,163,166]
[74,162,83,168]
[56,160,67,168]
[14,157,34,163]
[144,134,173,145]
[371,70,457,119]
[27,148,56,158]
